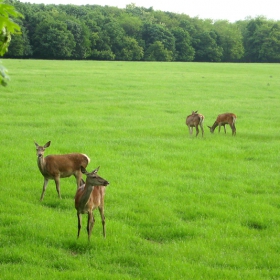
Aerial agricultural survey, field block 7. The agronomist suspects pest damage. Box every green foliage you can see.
[119,12,143,38]
[5,20,32,57]
[0,0,22,55]
[91,49,115,60]
[193,30,223,62]
[0,0,22,86]
[144,40,173,61]
[142,22,175,54]
[116,36,144,61]
[33,19,75,58]
[172,27,195,61]
[214,20,244,61]
[1,59,280,279]
[257,22,280,62]
[65,19,91,59]
[242,16,280,62]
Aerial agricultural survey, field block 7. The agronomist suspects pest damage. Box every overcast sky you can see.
[20,0,279,22]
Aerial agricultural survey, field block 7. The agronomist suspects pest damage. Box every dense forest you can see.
[4,0,280,62]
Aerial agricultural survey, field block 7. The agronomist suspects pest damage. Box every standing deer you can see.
[207,113,237,135]
[186,110,205,137]
[75,166,109,241]
[35,141,90,200]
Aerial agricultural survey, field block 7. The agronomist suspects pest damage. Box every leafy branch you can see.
[0,0,22,86]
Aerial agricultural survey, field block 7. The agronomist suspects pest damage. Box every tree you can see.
[259,22,280,62]
[144,41,173,61]
[214,20,244,61]
[2,2,280,63]
[65,19,91,59]
[80,11,109,59]
[241,17,274,62]
[5,19,32,57]
[91,49,115,60]
[103,19,126,57]
[193,31,223,62]
[116,36,143,61]
[172,27,194,61]
[244,18,280,62]
[142,23,175,60]
[0,0,22,86]
[33,18,75,58]
[119,13,142,39]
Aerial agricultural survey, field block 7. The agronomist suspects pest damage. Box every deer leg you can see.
[200,124,204,137]
[77,212,82,239]
[224,125,227,134]
[40,178,49,201]
[188,126,193,135]
[75,172,82,189]
[54,177,61,199]
[87,212,95,241]
[195,125,199,137]
[231,124,236,136]
[98,206,106,238]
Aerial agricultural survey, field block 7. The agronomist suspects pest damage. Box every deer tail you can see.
[83,154,91,165]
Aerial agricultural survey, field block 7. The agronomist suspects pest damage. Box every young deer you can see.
[75,166,109,241]
[207,113,237,135]
[35,141,90,200]
[186,110,205,137]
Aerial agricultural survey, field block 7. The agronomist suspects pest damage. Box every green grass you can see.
[0,59,280,279]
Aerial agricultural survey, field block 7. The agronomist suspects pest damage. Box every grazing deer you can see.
[186,110,205,137]
[35,141,90,200]
[207,113,237,135]
[75,166,109,241]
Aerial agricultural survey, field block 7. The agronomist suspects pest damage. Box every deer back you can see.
[42,153,90,177]
[216,113,236,125]
[186,113,203,126]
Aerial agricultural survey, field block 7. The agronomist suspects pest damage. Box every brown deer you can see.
[207,113,237,135]
[35,141,90,200]
[186,110,205,137]
[75,166,109,241]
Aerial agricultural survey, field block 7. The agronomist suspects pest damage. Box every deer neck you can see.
[37,156,46,175]
[212,122,218,131]
[79,184,95,208]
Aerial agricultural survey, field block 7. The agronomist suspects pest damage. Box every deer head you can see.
[35,141,51,158]
[81,166,109,187]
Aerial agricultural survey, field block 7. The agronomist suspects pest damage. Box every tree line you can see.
[5,1,280,62]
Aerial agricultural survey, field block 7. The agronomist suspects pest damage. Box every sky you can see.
[20,0,279,22]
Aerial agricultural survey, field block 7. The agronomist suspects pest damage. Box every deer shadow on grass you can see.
[41,197,73,211]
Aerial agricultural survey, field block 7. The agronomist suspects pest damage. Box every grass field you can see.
[0,59,280,279]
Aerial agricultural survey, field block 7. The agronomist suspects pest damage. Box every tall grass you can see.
[0,59,279,279]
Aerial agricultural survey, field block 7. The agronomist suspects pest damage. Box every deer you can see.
[75,166,109,241]
[186,110,205,137]
[35,141,90,200]
[207,113,237,135]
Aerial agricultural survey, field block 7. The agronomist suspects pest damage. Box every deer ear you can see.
[34,141,39,147]
[80,178,85,186]
[93,166,100,174]
[44,141,51,148]
[81,166,88,175]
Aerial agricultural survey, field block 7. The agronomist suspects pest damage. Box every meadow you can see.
[0,59,279,279]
